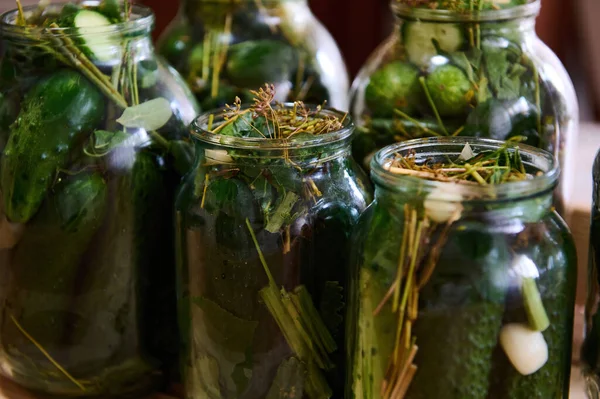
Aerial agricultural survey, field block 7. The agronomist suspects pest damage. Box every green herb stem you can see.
[48,25,128,109]
[393,109,443,137]
[418,77,449,136]
[522,277,550,332]
[246,218,276,286]
[265,191,299,233]
[11,315,86,391]
[294,286,337,354]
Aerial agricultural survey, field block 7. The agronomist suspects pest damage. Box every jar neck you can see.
[370,138,559,224]
[374,184,554,224]
[0,4,156,64]
[393,2,539,38]
[194,137,352,167]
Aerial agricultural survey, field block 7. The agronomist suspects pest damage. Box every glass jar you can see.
[582,151,600,398]
[175,107,372,398]
[157,0,349,112]
[349,0,578,213]
[346,137,577,398]
[0,2,199,396]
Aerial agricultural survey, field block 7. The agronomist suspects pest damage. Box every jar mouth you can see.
[392,0,540,22]
[371,137,559,201]
[0,1,154,40]
[191,104,354,151]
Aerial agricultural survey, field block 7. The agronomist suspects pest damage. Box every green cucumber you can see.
[226,40,296,88]
[365,61,422,117]
[403,21,465,68]
[2,173,107,372]
[1,70,104,223]
[67,151,165,378]
[425,64,472,117]
[74,9,121,62]
[157,24,192,67]
[98,0,123,23]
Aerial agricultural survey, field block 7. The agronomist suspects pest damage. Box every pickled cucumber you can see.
[2,172,107,374]
[1,70,104,223]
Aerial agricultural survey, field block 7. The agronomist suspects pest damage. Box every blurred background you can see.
[1,0,598,121]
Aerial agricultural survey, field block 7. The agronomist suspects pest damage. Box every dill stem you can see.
[11,315,85,391]
[246,218,276,287]
[15,0,25,25]
[200,174,209,208]
[418,77,449,136]
[49,25,128,109]
[394,109,444,137]
[202,31,211,83]
[392,206,410,312]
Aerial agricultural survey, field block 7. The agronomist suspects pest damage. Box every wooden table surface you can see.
[0,124,598,398]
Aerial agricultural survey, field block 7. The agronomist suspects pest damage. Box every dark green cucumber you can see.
[1,69,104,223]
[407,229,510,398]
[2,173,107,371]
[97,0,122,23]
[408,303,504,398]
[67,151,165,382]
[226,40,296,88]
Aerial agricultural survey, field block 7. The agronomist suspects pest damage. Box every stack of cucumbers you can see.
[352,0,569,170]
[0,0,197,395]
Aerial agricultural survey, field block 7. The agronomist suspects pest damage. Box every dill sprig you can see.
[210,84,345,139]
[384,141,531,185]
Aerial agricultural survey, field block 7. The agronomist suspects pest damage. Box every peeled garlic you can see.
[500,323,548,375]
[423,184,463,223]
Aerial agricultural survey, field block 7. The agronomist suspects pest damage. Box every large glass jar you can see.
[157,0,349,112]
[346,138,577,398]
[582,150,600,398]
[350,0,578,213]
[0,2,199,396]
[175,107,372,398]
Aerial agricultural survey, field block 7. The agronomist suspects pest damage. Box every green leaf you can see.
[319,281,345,338]
[94,130,129,150]
[116,97,173,131]
[231,347,254,395]
[220,113,267,138]
[192,296,258,359]
[266,357,306,399]
[484,49,527,101]
[85,130,129,157]
[450,52,474,82]
[189,355,223,398]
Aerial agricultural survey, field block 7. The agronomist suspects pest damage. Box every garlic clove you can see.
[500,323,549,375]
[423,184,463,223]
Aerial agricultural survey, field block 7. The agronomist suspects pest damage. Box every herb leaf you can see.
[266,357,306,399]
[85,130,129,157]
[116,97,173,131]
[192,296,259,354]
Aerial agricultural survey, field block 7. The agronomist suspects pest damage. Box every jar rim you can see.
[0,1,154,39]
[371,137,559,201]
[191,104,354,151]
[391,0,541,22]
